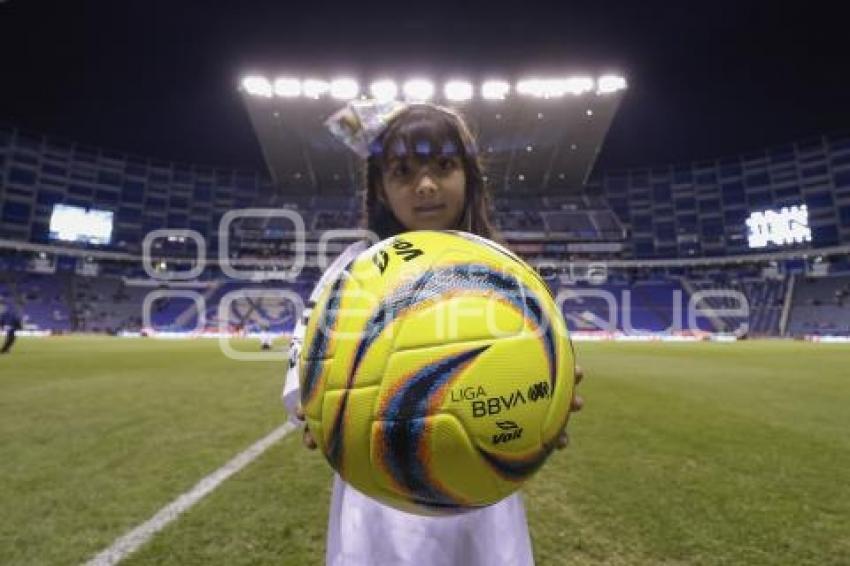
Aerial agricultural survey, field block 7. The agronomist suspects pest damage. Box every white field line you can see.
[84,421,297,566]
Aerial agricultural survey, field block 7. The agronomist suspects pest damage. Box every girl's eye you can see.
[391,163,410,177]
[438,157,456,171]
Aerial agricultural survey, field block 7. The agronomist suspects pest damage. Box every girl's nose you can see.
[416,174,438,196]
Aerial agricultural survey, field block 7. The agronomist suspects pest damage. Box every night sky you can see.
[1,0,847,174]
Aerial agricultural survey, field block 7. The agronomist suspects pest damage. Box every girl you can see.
[283,103,584,566]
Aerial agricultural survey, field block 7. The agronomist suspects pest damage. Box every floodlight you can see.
[370,79,398,101]
[274,77,301,98]
[241,76,272,98]
[517,77,595,98]
[564,77,594,95]
[403,78,435,101]
[302,78,330,99]
[481,80,510,100]
[330,78,359,100]
[597,75,627,94]
[444,80,473,102]
[516,78,555,98]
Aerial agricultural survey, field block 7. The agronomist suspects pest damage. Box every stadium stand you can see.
[684,272,786,335]
[787,274,850,335]
[2,125,850,338]
[584,134,850,258]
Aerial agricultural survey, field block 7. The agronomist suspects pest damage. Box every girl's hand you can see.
[295,404,318,450]
[556,365,585,450]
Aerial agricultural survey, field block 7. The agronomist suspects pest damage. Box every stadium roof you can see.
[239,75,625,195]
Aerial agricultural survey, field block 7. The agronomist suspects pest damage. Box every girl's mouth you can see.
[414,204,446,214]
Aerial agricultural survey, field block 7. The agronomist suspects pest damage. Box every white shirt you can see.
[283,241,534,566]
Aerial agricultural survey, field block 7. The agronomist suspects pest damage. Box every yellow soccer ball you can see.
[299,231,574,515]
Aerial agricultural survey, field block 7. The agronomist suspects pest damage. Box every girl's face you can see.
[380,152,467,232]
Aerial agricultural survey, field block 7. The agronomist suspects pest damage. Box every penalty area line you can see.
[84,421,297,566]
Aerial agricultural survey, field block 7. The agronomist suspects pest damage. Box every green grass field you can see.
[1,337,848,565]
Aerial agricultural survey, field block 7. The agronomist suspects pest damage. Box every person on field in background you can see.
[1,303,23,354]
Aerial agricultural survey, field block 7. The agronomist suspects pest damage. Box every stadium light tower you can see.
[239,70,628,195]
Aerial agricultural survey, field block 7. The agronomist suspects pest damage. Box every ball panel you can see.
[379,335,550,454]
[422,412,516,504]
[448,230,526,265]
[376,344,490,421]
[321,386,380,481]
[449,230,555,301]
[436,333,552,451]
[369,415,470,509]
[474,442,555,485]
[301,269,352,362]
[436,231,528,269]
[300,358,331,418]
[305,272,389,393]
[532,290,575,446]
[300,271,362,406]
[392,294,525,351]
[369,412,508,507]
[349,232,439,285]
[540,326,575,446]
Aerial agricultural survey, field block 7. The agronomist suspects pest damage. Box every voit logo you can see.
[492,420,524,445]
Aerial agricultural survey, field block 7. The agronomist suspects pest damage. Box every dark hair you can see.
[362,104,499,242]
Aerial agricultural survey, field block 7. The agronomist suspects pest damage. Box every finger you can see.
[570,394,584,412]
[295,404,306,421]
[574,365,584,385]
[556,430,569,450]
[303,427,318,450]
